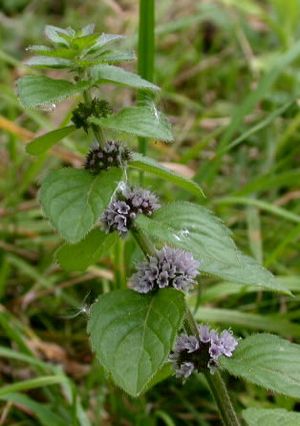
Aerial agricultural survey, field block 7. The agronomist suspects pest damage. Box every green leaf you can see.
[98,50,136,63]
[44,25,74,46]
[25,56,73,69]
[80,23,96,36]
[17,76,90,109]
[56,229,116,272]
[221,334,300,399]
[40,168,122,243]
[71,34,99,50]
[136,202,288,293]
[129,153,204,198]
[86,33,125,54]
[243,408,300,426]
[87,288,185,396]
[90,106,174,142]
[144,363,173,392]
[26,45,77,58]
[26,125,76,155]
[91,64,160,91]
[77,50,136,67]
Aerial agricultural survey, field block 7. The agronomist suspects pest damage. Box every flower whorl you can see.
[170,325,239,379]
[130,246,200,293]
[72,98,112,133]
[85,141,131,174]
[101,186,160,236]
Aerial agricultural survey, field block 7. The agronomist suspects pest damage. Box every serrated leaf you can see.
[26,46,77,58]
[144,363,173,391]
[98,50,136,63]
[17,76,91,109]
[39,168,122,243]
[87,288,185,396]
[25,56,72,69]
[90,106,174,142]
[129,153,204,198]
[71,34,99,50]
[44,25,74,46]
[86,33,125,54]
[243,408,300,426]
[80,23,96,36]
[136,202,287,293]
[78,51,136,68]
[91,64,159,91]
[56,229,116,272]
[221,334,300,399]
[26,125,76,155]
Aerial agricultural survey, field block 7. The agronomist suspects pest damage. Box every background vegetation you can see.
[1,0,300,424]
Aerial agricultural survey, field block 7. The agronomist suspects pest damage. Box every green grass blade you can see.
[214,196,300,224]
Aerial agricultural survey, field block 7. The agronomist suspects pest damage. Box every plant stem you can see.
[114,239,126,288]
[131,225,156,257]
[184,306,199,336]
[138,0,155,183]
[204,371,241,426]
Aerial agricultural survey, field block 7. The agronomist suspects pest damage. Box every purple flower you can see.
[85,140,131,174]
[219,330,238,357]
[176,362,195,379]
[169,324,239,379]
[124,187,160,215]
[101,186,160,236]
[174,335,199,353]
[198,325,211,343]
[130,246,200,293]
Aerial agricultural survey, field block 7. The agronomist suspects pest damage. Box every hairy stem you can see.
[184,306,199,336]
[204,371,241,426]
[114,239,126,288]
[131,225,156,257]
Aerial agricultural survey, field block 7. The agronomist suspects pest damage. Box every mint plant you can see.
[17,23,300,425]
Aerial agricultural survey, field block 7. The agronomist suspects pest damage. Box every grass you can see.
[1,0,300,424]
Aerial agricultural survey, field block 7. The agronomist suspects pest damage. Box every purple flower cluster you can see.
[85,140,131,174]
[130,246,200,293]
[101,186,160,236]
[170,324,238,379]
